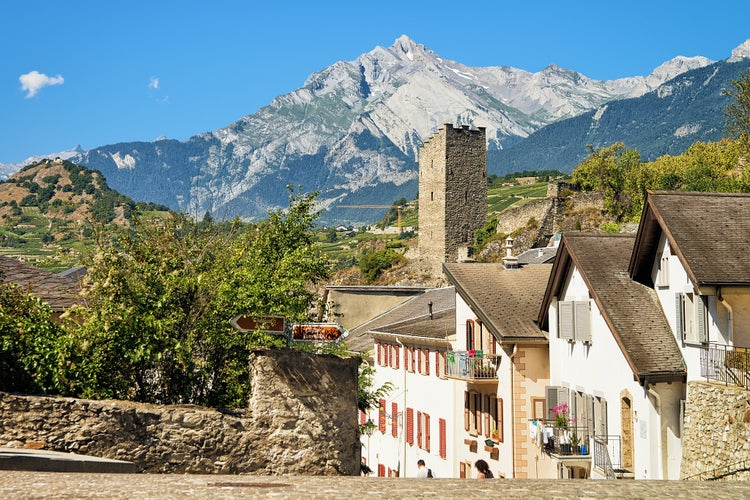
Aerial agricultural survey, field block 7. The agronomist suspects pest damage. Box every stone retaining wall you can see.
[681,381,750,480]
[0,348,360,475]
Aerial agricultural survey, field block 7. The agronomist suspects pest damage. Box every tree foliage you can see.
[52,189,331,408]
[724,68,750,151]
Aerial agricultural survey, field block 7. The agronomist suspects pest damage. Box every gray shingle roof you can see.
[545,233,685,382]
[0,256,82,310]
[630,191,750,286]
[346,287,455,353]
[443,262,551,342]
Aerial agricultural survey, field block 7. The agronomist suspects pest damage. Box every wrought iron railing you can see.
[445,350,499,380]
[593,436,617,479]
[538,423,592,457]
[700,343,750,390]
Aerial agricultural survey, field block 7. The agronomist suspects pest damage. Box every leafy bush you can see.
[358,247,404,283]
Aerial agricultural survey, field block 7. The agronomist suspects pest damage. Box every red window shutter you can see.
[425,413,431,452]
[417,411,423,448]
[425,349,430,376]
[482,394,492,437]
[391,402,398,437]
[418,349,422,374]
[395,345,400,369]
[378,399,386,433]
[378,464,385,477]
[406,407,414,444]
[439,418,447,459]
[377,342,381,365]
[359,410,366,425]
[497,397,504,443]
[464,391,470,431]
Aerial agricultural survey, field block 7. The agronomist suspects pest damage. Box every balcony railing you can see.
[445,350,499,381]
[700,343,750,390]
[540,424,593,458]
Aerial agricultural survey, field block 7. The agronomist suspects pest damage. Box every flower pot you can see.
[560,444,571,455]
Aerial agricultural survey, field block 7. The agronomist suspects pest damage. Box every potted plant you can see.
[570,431,581,455]
[491,427,499,441]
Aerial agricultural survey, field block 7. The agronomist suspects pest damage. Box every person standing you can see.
[475,459,494,479]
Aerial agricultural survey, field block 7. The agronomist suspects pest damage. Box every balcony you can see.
[540,424,592,458]
[445,350,499,382]
[700,343,750,390]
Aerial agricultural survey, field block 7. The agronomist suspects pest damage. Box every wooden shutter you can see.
[474,392,482,435]
[675,293,684,340]
[406,407,414,444]
[559,301,575,340]
[359,410,366,426]
[464,391,470,431]
[483,394,491,437]
[439,418,447,458]
[418,348,423,374]
[391,402,398,437]
[425,348,430,376]
[466,320,474,350]
[417,411,423,448]
[697,296,708,343]
[435,351,440,377]
[497,397,503,442]
[395,345,400,369]
[377,342,382,365]
[425,413,431,452]
[575,301,591,343]
[546,386,569,421]
[378,464,385,477]
[585,393,594,438]
[378,399,386,433]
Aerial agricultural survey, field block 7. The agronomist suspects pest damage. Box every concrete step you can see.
[0,447,135,473]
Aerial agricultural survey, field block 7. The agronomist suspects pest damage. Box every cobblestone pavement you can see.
[1,472,750,499]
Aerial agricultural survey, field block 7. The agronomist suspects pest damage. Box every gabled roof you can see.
[346,287,455,352]
[629,191,750,287]
[539,232,685,383]
[443,262,551,343]
[517,246,558,265]
[0,255,83,311]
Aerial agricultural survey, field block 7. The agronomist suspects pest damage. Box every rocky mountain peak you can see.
[729,39,750,62]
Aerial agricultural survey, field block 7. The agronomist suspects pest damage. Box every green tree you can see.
[0,283,62,394]
[724,68,750,151]
[57,189,331,408]
[572,143,642,221]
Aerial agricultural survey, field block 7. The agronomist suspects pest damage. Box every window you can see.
[435,350,441,377]
[391,402,398,437]
[417,411,422,448]
[466,320,475,350]
[378,399,386,433]
[410,347,416,373]
[496,397,503,442]
[406,408,414,444]
[532,397,546,422]
[394,345,400,370]
[424,348,430,376]
[676,292,708,343]
[594,396,608,439]
[558,300,591,343]
[439,418,447,459]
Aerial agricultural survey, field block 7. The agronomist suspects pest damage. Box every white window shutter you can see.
[575,301,591,343]
[697,296,708,343]
[546,386,558,421]
[559,301,575,340]
[675,293,684,340]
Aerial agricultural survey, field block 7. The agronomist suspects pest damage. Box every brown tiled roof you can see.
[443,262,551,342]
[346,287,455,353]
[546,233,685,382]
[0,256,82,310]
[630,191,750,286]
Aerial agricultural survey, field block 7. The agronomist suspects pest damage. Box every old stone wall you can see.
[0,348,360,475]
[681,381,750,480]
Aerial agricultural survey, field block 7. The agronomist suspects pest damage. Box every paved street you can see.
[1,471,750,499]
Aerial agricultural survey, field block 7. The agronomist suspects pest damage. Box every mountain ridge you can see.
[2,35,746,224]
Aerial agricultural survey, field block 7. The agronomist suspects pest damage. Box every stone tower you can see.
[418,124,487,274]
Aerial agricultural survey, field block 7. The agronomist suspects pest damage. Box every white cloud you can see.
[149,76,159,89]
[19,70,64,98]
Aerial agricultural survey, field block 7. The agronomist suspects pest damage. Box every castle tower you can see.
[418,124,487,274]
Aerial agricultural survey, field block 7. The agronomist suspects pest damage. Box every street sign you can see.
[291,323,349,342]
[229,315,286,335]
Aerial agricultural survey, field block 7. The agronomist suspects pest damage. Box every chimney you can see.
[502,236,519,269]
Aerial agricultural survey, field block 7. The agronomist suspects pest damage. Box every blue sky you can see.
[2,0,749,164]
